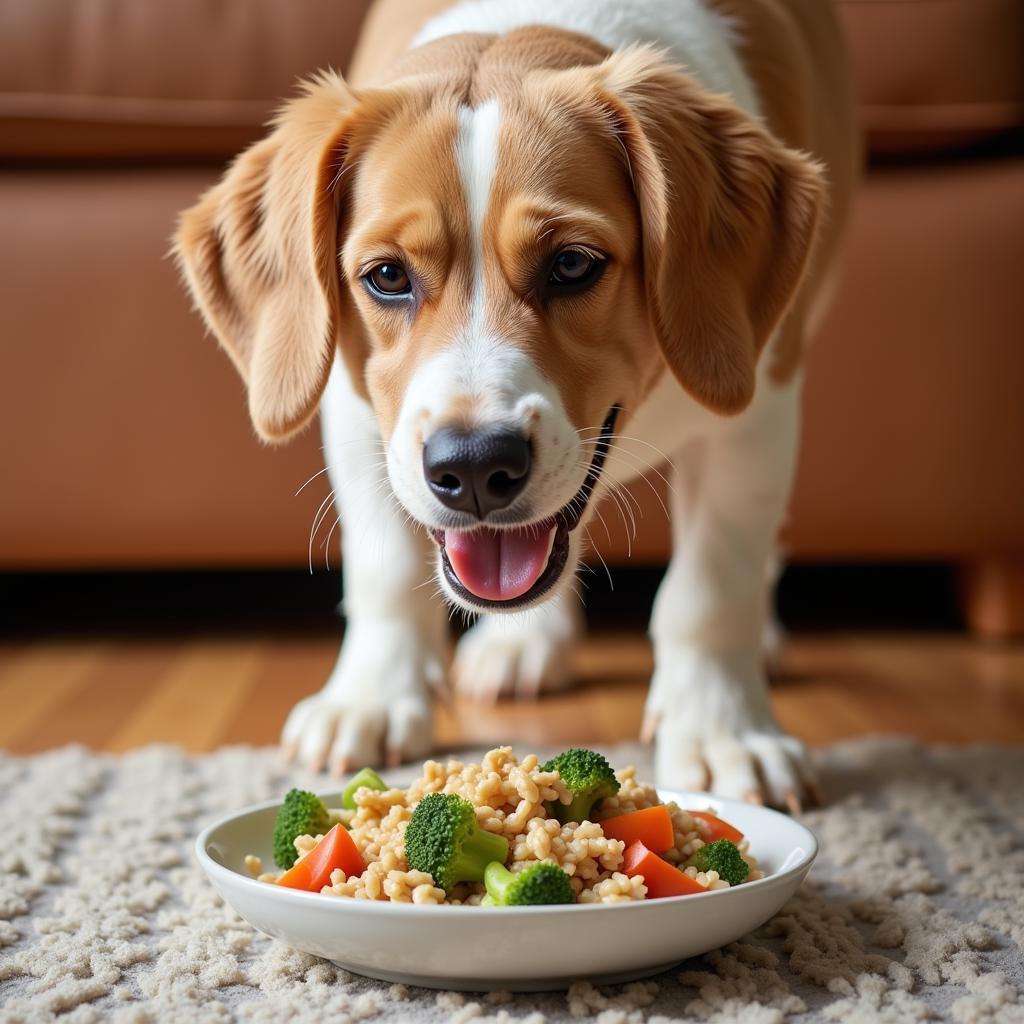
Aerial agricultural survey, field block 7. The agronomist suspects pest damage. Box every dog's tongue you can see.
[444,525,553,601]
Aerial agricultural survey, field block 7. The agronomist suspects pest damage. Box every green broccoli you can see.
[541,748,620,824]
[272,789,347,869]
[404,793,509,892]
[340,767,388,810]
[481,861,575,906]
[685,839,749,886]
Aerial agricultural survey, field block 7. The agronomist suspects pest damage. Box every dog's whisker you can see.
[599,444,676,484]
[579,442,673,524]
[575,434,677,488]
[615,479,646,524]
[597,443,678,498]
[589,500,615,547]
[576,429,675,465]
[606,464,672,525]
[583,527,615,591]
[307,488,337,574]
[322,514,343,570]
[321,470,400,565]
[611,481,640,539]
[294,465,332,497]
[318,437,388,449]
[599,482,635,553]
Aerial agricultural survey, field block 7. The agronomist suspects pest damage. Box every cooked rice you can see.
[258,747,762,904]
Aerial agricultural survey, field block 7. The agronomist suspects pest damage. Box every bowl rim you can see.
[195,787,817,917]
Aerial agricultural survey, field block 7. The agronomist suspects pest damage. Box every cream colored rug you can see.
[1,739,1023,1023]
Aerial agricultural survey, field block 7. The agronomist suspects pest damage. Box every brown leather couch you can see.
[2,0,1023,635]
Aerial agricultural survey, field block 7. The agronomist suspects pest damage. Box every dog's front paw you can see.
[453,596,582,702]
[645,647,820,810]
[281,620,444,774]
[655,720,819,812]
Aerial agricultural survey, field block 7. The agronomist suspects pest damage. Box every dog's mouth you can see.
[430,407,619,610]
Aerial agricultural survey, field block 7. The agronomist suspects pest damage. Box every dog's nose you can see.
[422,427,531,518]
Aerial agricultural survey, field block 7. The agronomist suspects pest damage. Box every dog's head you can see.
[175,32,823,614]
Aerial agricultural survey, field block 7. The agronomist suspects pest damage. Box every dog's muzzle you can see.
[429,406,619,610]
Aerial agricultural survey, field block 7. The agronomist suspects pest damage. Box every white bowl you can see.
[196,789,817,991]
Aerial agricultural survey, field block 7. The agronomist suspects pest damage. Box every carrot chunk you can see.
[622,840,708,899]
[689,810,744,845]
[599,805,674,853]
[276,824,364,892]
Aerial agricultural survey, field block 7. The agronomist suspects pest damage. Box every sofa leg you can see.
[961,557,1024,639]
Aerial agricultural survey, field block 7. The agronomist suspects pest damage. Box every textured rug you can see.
[1,739,1023,1024]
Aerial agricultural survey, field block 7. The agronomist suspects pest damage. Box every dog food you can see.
[251,747,762,905]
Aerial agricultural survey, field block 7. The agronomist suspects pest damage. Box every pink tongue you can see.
[444,525,554,601]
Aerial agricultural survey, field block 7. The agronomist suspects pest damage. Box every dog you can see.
[175,0,858,808]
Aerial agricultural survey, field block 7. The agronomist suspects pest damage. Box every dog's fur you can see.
[175,0,858,805]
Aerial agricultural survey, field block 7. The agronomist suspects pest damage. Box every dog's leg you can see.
[645,388,819,808]
[453,590,583,702]
[762,550,787,676]
[281,363,447,774]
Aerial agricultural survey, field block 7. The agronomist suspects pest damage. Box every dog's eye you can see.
[365,262,411,297]
[548,248,604,290]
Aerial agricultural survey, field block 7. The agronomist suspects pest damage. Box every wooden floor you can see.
[1,630,1022,756]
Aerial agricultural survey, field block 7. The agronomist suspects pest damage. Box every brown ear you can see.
[174,73,364,442]
[596,48,825,414]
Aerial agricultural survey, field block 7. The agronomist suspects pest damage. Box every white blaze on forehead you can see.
[436,97,512,404]
[456,99,501,285]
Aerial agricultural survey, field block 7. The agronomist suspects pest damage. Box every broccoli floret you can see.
[481,861,575,906]
[541,748,620,824]
[340,767,388,810]
[272,789,346,869]
[685,839,749,886]
[405,793,509,892]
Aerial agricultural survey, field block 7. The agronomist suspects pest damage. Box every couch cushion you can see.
[838,0,1024,154]
[0,0,373,160]
[3,0,1021,161]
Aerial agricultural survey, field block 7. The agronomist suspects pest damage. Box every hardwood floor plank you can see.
[216,637,337,748]
[0,642,107,748]
[1,631,1021,757]
[9,640,183,754]
[106,640,265,752]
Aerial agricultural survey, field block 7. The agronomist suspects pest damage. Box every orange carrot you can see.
[689,810,743,845]
[276,824,364,892]
[599,805,674,853]
[622,840,708,899]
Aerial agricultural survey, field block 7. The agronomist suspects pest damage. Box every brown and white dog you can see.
[175,0,858,807]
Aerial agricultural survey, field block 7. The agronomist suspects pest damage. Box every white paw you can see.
[645,646,820,810]
[453,596,582,702]
[281,619,445,774]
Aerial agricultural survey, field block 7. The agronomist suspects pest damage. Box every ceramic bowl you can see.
[196,789,816,991]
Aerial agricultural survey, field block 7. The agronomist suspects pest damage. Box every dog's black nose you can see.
[423,427,531,518]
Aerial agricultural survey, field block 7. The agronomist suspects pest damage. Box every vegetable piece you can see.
[481,862,575,906]
[685,839,749,886]
[541,748,621,824]
[689,810,744,845]
[340,767,388,810]
[598,805,674,853]
[622,840,708,899]
[276,824,364,891]
[273,789,347,869]
[404,793,510,892]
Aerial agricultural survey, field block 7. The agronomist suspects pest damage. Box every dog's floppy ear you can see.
[595,48,825,414]
[174,73,365,442]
